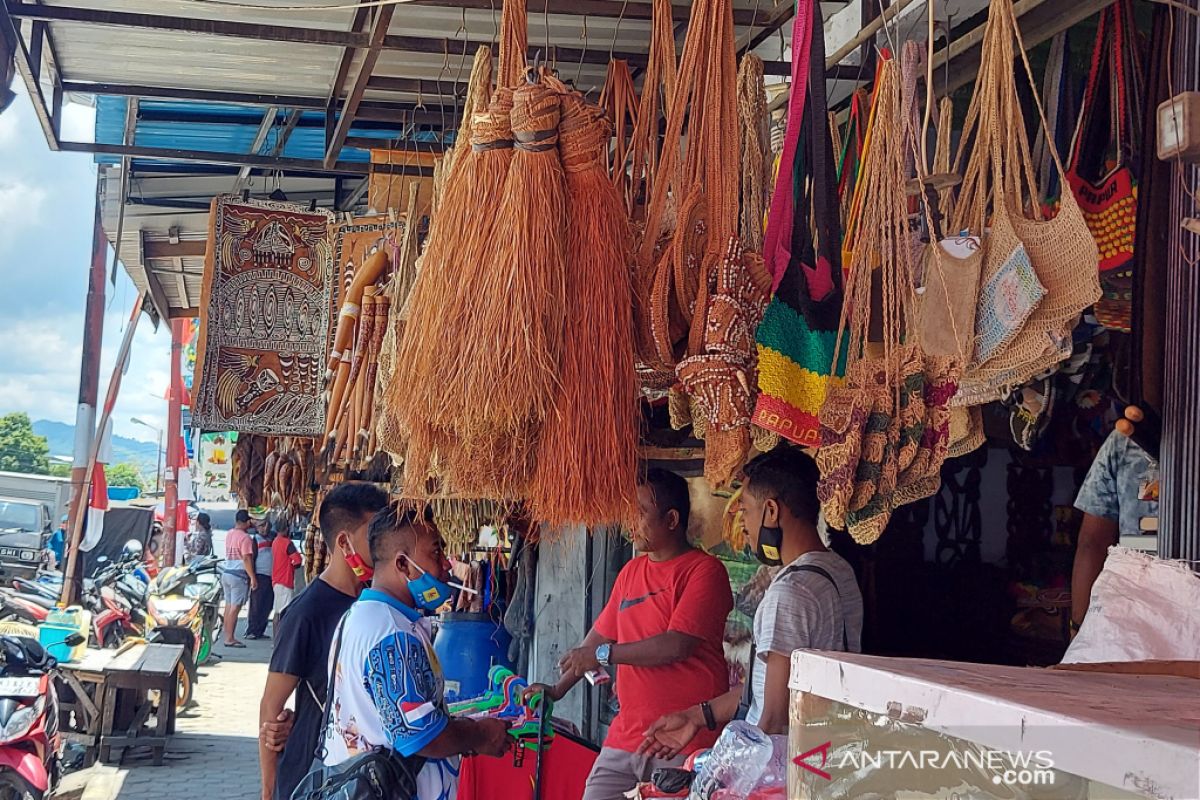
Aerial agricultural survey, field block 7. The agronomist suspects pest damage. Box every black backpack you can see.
[291,616,425,800]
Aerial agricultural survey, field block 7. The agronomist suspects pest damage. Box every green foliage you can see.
[0,413,51,474]
[105,462,146,491]
[47,463,72,478]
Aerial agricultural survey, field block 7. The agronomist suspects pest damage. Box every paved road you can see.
[62,635,272,800]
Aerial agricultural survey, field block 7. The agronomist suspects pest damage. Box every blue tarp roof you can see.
[94,96,446,170]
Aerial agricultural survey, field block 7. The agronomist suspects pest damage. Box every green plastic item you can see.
[448,666,516,715]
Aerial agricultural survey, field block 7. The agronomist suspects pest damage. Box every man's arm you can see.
[1071,513,1119,630]
[258,672,299,800]
[530,627,614,701]
[609,631,701,667]
[417,717,511,759]
[243,549,258,590]
[637,687,741,760]
[755,652,791,735]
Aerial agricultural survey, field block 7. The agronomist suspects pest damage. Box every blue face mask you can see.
[406,560,454,614]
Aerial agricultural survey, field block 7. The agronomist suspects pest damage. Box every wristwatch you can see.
[595,643,613,667]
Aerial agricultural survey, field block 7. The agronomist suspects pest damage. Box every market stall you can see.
[9,0,1200,794]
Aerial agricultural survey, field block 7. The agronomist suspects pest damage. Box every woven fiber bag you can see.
[752,0,847,447]
[951,0,1100,405]
[1062,0,1143,333]
[815,58,925,544]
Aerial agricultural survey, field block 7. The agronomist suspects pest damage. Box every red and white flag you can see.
[81,419,113,552]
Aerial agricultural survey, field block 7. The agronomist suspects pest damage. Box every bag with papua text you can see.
[291,617,425,800]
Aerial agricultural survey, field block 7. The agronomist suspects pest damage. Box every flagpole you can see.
[60,295,145,607]
[65,203,107,603]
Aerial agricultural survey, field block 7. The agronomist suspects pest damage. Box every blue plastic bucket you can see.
[433,612,513,703]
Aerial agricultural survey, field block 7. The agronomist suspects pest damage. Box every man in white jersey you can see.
[322,506,510,800]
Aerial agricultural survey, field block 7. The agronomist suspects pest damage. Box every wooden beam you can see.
[268,110,303,157]
[169,307,201,319]
[8,3,375,48]
[367,75,467,97]
[232,106,279,193]
[62,80,330,109]
[328,2,373,112]
[61,141,370,176]
[143,240,208,259]
[6,3,673,69]
[338,177,371,211]
[736,0,795,56]
[327,4,397,167]
[345,135,444,152]
[405,0,773,26]
[174,266,189,309]
[138,235,174,322]
[1,3,58,149]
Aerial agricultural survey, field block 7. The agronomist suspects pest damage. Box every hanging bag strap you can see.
[312,612,350,764]
[760,0,815,289]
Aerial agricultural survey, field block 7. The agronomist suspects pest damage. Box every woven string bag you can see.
[638,0,740,378]
[751,0,847,448]
[816,58,923,544]
[952,0,1101,405]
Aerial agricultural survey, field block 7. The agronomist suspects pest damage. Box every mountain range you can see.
[33,419,160,470]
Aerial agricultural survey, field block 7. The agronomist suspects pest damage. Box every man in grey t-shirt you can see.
[637,447,864,756]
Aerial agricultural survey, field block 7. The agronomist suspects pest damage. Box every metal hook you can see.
[575,15,588,87]
[544,0,554,69]
[438,38,451,135]
[527,49,544,84]
[609,0,630,60]
[746,0,763,52]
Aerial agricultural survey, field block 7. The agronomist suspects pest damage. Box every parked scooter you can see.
[144,555,222,709]
[1,546,147,648]
[0,633,83,799]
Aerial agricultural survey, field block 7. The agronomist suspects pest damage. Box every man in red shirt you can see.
[269,532,303,637]
[527,469,733,800]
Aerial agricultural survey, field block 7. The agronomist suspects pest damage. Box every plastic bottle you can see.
[688,722,776,800]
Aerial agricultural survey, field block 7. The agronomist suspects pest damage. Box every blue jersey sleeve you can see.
[362,630,449,757]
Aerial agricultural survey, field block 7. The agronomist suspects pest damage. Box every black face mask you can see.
[754,507,784,566]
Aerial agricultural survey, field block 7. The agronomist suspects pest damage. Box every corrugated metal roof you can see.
[22,0,804,319]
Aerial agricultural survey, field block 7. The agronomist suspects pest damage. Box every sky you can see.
[0,85,170,453]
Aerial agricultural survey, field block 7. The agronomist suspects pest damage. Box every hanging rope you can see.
[737,54,769,254]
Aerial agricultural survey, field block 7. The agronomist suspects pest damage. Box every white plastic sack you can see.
[1063,546,1200,663]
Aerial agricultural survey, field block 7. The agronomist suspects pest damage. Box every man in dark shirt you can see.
[257,482,388,800]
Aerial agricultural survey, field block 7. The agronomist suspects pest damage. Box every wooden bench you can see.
[58,643,184,767]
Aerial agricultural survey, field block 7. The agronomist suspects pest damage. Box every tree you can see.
[0,413,51,474]
[105,462,146,491]
[47,463,72,478]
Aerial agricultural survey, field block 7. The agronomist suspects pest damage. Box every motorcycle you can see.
[1,548,148,649]
[0,633,83,800]
[144,555,222,709]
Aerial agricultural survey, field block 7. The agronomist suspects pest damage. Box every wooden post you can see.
[161,319,185,566]
[62,202,107,605]
[60,297,144,606]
